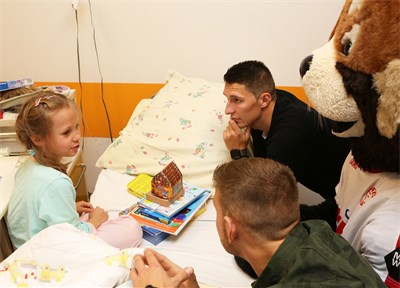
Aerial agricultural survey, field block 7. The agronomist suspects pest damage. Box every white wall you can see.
[1,0,344,85]
[1,0,346,194]
[0,2,3,75]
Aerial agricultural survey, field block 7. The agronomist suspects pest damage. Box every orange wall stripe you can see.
[36,82,163,138]
[278,86,311,106]
[36,82,309,138]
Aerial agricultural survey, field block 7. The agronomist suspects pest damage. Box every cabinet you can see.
[67,151,88,202]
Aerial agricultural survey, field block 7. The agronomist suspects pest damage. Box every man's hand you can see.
[76,201,94,215]
[131,248,199,288]
[223,120,251,151]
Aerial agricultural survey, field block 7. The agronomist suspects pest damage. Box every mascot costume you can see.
[300,0,400,286]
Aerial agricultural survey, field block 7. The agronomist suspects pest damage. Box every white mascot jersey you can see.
[336,153,400,284]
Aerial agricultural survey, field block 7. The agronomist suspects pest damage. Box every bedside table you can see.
[64,150,88,202]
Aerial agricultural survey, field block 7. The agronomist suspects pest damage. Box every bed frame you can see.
[0,217,14,261]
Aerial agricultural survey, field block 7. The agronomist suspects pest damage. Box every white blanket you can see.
[92,168,253,287]
[1,169,253,287]
[0,223,142,287]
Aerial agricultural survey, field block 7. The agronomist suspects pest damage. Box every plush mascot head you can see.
[300,0,400,173]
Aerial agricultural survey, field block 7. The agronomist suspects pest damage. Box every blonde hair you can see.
[213,157,299,241]
[15,91,77,174]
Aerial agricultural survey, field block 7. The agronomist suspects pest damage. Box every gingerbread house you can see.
[146,161,184,206]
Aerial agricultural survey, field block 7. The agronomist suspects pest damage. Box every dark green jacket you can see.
[252,220,386,288]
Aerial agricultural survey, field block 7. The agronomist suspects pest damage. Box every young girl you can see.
[6,91,142,249]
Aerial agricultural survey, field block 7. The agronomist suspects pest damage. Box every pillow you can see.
[96,70,231,191]
[0,223,143,287]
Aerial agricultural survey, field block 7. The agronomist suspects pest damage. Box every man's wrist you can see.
[230,149,249,160]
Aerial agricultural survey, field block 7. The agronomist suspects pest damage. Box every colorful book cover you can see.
[129,191,211,236]
[135,206,172,224]
[138,182,209,218]
[0,77,34,92]
[141,226,170,245]
[127,174,153,198]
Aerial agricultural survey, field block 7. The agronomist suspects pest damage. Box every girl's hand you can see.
[76,201,94,215]
[88,207,109,229]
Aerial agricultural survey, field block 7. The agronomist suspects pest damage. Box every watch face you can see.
[230,149,241,160]
[240,149,249,158]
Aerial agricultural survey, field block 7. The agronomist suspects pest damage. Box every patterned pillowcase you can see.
[96,70,231,191]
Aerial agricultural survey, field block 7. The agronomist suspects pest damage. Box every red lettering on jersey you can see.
[359,186,377,206]
[349,158,358,169]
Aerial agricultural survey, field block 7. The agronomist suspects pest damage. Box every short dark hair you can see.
[224,60,276,99]
[213,157,299,241]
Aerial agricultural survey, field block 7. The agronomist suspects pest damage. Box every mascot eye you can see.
[342,39,352,56]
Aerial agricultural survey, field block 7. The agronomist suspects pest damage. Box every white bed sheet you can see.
[90,168,253,287]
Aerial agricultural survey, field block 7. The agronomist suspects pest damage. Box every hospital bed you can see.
[0,70,323,287]
[0,70,254,287]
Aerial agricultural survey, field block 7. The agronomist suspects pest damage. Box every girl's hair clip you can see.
[34,95,54,107]
[27,149,36,156]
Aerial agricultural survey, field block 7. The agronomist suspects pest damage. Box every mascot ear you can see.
[328,18,338,40]
[328,2,347,41]
[374,59,400,139]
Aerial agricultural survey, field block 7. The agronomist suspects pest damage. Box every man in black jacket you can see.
[223,60,350,277]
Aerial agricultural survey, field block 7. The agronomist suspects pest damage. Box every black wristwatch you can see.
[230,149,249,160]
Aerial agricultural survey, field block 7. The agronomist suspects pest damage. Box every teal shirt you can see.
[7,157,91,248]
[252,220,386,288]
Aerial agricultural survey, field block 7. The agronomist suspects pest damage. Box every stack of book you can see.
[0,77,33,92]
[141,225,170,246]
[122,176,211,245]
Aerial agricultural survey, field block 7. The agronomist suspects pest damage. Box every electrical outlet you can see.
[72,0,79,10]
